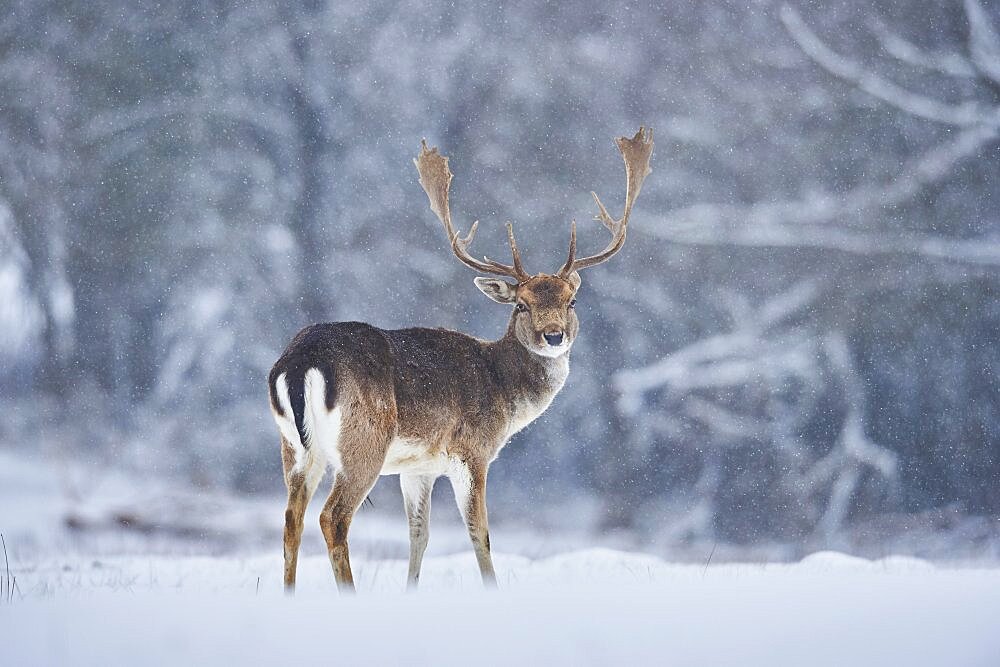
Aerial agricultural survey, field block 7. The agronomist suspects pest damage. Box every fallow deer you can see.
[268,128,653,592]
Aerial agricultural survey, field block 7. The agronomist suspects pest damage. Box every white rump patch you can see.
[270,369,343,483]
[304,368,343,473]
[271,372,302,451]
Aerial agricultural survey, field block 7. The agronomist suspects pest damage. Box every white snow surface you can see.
[2,549,999,666]
[2,450,1000,665]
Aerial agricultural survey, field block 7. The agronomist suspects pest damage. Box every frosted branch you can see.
[808,333,898,538]
[614,291,897,541]
[965,0,1000,86]
[644,124,1000,266]
[614,282,821,404]
[757,279,819,329]
[824,333,898,479]
[82,95,296,145]
[781,5,992,127]
[872,20,976,79]
[682,397,772,440]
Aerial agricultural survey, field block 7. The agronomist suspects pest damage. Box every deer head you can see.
[415,127,653,358]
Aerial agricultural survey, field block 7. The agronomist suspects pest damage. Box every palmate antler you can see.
[415,128,652,282]
[414,140,530,282]
[558,127,654,276]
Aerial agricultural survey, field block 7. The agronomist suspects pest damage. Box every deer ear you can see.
[565,271,582,290]
[474,277,518,304]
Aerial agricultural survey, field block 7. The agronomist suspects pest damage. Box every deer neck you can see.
[488,314,570,401]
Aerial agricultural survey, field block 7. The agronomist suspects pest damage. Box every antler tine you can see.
[415,139,529,280]
[480,223,531,281]
[506,222,529,280]
[559,127,653,276]
[557,221,577,277]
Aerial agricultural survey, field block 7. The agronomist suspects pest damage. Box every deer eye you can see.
[515,303,528,313]
[569,299,577,308]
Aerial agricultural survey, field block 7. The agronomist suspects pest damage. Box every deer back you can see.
[269,321,567,465]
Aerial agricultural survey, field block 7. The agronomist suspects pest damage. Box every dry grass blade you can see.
[2,533,12,604]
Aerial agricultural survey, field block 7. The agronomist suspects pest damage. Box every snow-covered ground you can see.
[3,449,1000,665]
[3,549,1000,666]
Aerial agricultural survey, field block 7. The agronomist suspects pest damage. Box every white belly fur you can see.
[380,438,452,476]
[378,390,558,476]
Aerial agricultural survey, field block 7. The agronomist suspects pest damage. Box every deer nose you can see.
[543,331,564,347]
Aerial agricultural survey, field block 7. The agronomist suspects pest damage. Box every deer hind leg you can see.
[318,417,390,593]
[281,436,326,592]
[449,460,497,587]
[400,473,436,590]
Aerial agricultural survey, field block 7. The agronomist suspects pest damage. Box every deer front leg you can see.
[449,461,497,587]
[400,473,436,590]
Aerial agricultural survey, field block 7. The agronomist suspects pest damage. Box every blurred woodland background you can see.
[1,0,998,557]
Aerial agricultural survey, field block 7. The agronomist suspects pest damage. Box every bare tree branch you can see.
[871,19,976,79]
[664,5,1000,266]
[643,123,1000,265]
[965,0,1000,86]
[614,285,898,542]
[809,333,897,539]
[81,95,296,145]
[781,4,995,127]
[614,281,821,407]
[653,6,1000,266]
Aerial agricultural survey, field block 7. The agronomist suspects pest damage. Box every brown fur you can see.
[512,274,580,351]
[270,276,578,592]
[271,128,650,592]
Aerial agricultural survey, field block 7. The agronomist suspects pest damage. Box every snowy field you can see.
[3,549,1000,666]
[3,450,1000,666]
